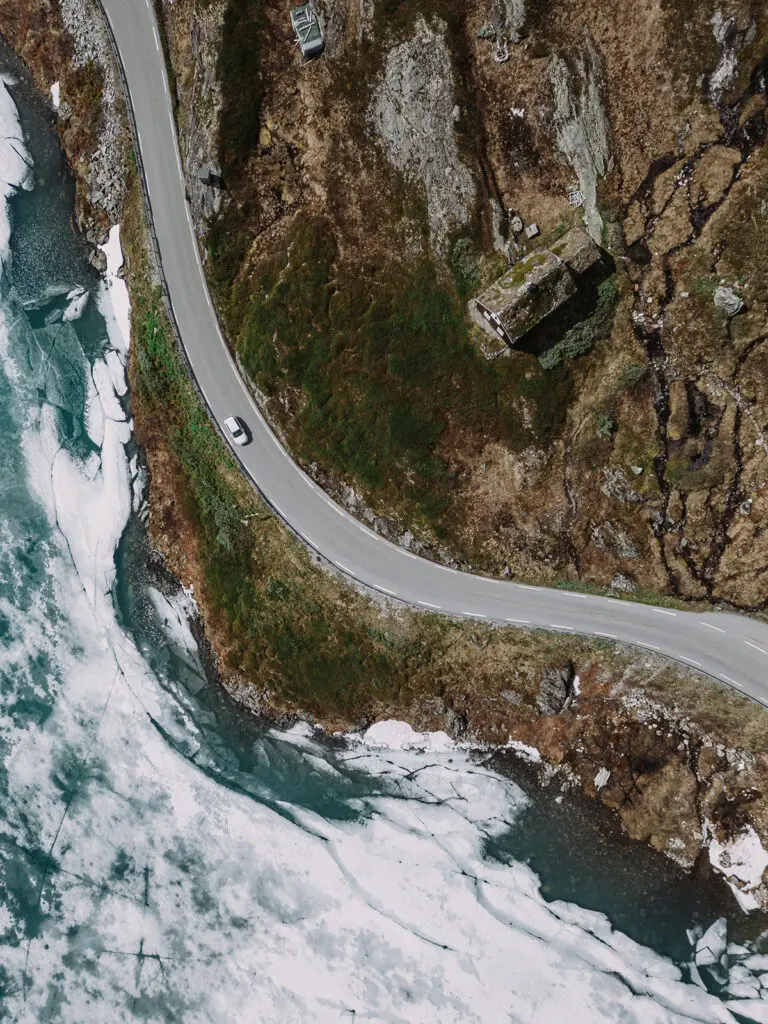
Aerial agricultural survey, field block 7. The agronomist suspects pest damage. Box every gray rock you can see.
[88,248,107,274]
[500,688,523,706]
[549,33,611,243]
[714,285,744,317]
[369,18,475,249]
[59,0,128,224]
[611,573,635,593]
[58,101,73,122]
[495,0,526,43]
[445,707,468,738]
[591,521,638,559]
[536,666,574,715]
[601,467,644,504]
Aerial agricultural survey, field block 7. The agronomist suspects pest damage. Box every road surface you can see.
[99,0,768,706]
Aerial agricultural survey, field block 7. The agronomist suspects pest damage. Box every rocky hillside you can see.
[158,0,768,610]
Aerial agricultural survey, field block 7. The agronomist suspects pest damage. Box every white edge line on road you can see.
[682,656,703,668]
[335,561,352,574]
[651,608,677,617]
[465,612,487,619]
[595,631,616,639]
[152,25,160,50]
[549,624,573,631]
[700,621,726,634]
[506,618,530,625]
[418,601,440,610]
[378,587,395,596]
[641,643,660,651]
[560,592,587,600]
[721,674,743,689]
[518,585,539,592]
[745,640,768,655]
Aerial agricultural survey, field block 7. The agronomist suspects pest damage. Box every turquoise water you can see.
[0,42,764,1023]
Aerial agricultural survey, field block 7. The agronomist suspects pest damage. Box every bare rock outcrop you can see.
[536,665,574,714]
[59,0,127,230]
[368,17,475,249]
[549,32,611,243]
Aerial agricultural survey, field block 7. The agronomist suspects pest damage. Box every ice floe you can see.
[62,285,89,321]
[0,76,33,270]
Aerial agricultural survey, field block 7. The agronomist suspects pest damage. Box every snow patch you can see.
[594,766,611,790]
[708,824,768,912]
[50,81,60,110]
[506,738,542,763]
[353,719,455,752]
[0,77,33,270]
[96,225,130,355]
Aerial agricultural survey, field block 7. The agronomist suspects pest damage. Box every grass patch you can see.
[538,274,619,370]
[220,213,573,531]
[555,577,699,611]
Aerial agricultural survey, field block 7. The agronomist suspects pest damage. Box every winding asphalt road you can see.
[100,0,768,705]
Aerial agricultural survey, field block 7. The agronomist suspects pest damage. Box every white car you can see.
[224,415,249,446]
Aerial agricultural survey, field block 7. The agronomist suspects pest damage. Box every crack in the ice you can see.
[22,663,122,1002]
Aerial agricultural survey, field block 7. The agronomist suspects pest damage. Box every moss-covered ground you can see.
[212,212,575,534]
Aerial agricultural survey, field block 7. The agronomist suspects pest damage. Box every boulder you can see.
[536,666,574,715]
[714,286,744,317]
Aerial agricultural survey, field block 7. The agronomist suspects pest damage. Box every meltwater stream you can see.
[0,44,762,1024]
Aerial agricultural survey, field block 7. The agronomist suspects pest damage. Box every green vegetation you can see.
[125,181,612,719]
[618,361,649,389]
[538,274,618,370]
[214,213,573,533]
[450,236,482,297]
[667,446,729,493]
[128,195,417,715]
[217,0,263,181]
[64,61,105,157]
[595,411,615,439]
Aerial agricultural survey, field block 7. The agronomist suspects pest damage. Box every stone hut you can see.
[470,228,600,354]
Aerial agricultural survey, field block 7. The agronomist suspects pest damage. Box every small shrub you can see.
[619,362,649,388]
[538,273,618,370]
[595,412,615,439]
